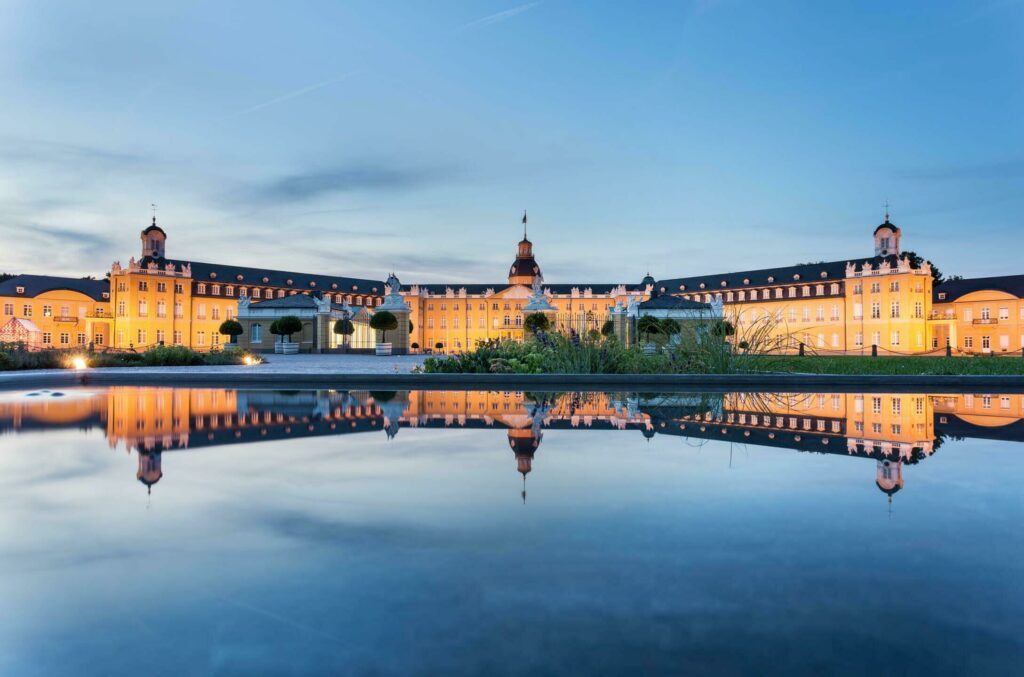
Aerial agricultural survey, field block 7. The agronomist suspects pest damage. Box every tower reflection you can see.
[1,388,1021,501]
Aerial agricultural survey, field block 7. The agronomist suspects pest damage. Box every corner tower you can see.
[141,216,167,259]
[508,211,541,286]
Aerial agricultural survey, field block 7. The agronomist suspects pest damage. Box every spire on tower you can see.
[522,210,528,239]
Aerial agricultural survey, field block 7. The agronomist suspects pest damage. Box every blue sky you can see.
[0,0,1021,283]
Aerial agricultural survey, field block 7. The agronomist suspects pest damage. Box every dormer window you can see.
[262,276,270,283]
[820,272,828,278]
[286,279,293,285]
[938,292,946,300]
[767,276,775,283]
[331,283,338,289]
[699,283,706,289]
[209,272,217,279]
[352,285,359,291]
[659,286,666,293]
[236,274,244,281]
[15,286,24,294]
[679,284,686,291]
[793,274,801,280]
[309,281,316,287]
[720,281,727,287]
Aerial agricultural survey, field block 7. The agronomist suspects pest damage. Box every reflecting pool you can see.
[1,387,1022,675]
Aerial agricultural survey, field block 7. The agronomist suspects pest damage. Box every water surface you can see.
[1,387,1022,675]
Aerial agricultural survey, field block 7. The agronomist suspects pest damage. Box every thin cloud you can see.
[247,164,459,204]
[223,72,360,119]
[456,2,540,32]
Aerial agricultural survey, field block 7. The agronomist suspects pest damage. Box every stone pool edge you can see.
[2,370,1023,393]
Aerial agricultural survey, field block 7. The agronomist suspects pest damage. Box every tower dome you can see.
[141,216,167,259]
[508,212,542,286]
[873,216,901,257]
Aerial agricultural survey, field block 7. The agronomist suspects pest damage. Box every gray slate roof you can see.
[403,282,648,295]
[0,274,109,301]
[657,254,914,293]
[933,274,1024,303]
[140,256,383,295]
[639,293,711,310]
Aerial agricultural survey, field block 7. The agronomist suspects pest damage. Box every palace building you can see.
[401,220,652,353]
[0,212,1022,355]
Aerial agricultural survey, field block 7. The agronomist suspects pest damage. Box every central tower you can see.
[508,211,541,286]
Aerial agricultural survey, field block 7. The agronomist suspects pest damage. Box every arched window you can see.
[252,324,262,342]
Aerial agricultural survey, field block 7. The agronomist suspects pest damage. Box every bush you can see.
[0,345,261,370]
[523,312,550,334]
[601,320,614,337]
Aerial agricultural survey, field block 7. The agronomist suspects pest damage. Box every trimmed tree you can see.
[269,319,282,342]
[637,315,663,342]
[276,315,303,342]
[218,319,243,344]
[333,318,355,350]
[369,310,398,343]
[523,312,550,334]
[710,320,735,339]
[658,318,680,336]
[435,341,444,352]
[600,319,614,337]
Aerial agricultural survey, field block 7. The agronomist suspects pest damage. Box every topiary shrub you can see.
[218,319,243,343]
[370,311,398,343]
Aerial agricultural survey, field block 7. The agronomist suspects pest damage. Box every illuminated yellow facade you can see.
[0,214,1021,355]
[401,230,650,353]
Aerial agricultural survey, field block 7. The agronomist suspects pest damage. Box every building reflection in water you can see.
[1,387,1022,502]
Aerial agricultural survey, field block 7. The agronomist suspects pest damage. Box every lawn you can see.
[742,355,1024,376]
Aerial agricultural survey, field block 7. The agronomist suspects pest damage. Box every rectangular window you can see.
[197,331,206,346]
[2,303,11,315]
[889,281,900,292]
[117,301,126,317]
[999,335,1009,350]
[802,308,810,322]
[23,304,32,317]
[76,333,86,345]
[197,303,206,320]
[914,302,923,319]
[871,331,880,347]
[226,287,234,297]
[252,324,262,342]
[853,302,862,320]
[174,302,183,319]
[982,335,991,351]
[854,332,863,347]
[138,300,147,317]
[173,330,182,345]
[252,288,262,299]
[138,281,148,291]
[212,307,221,320]
[94,333,104,346]
[156,330,165,344]
[157,282,166,292]
[870,282,880,293]
[871,302,880,319]
[816,306,824,322]
[890,301,900,318]
[853,283,862,295]
[42,305,53,317]
[42,332,52,345]
[156,301,166,318]
[891,424,902,435]
[964,308,973,322]
[965,336,974,349]
[892,398,901,415]
[981,307,990,320]
[137,330,146,345]
[174,283,184,294]
[998,307,1009,320]
[892,330,900,346]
